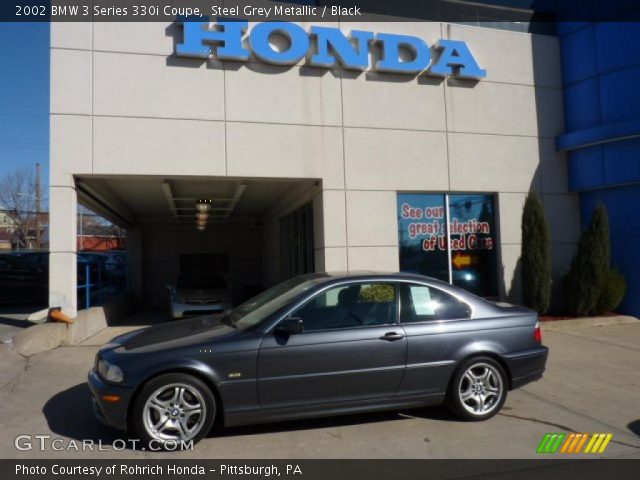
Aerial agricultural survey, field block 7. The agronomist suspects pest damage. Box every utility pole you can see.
[35,163,42,249]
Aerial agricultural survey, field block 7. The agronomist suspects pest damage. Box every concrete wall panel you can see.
[93,52,225,120]
[344,128,448,191]
[225,64,342,126]
[449,133,542,192]
[50,115,92,187]
[92,117,226,176]
[346,190,397,247]
[50,49,91,115]
[226,123,344,189]
[51,22,92,50]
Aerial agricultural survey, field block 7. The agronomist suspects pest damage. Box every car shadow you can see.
[210,405,459,438]
[628,420,640,437]
[42,383,124,444]
[44,383,460,447]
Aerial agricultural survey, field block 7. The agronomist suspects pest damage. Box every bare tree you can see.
[0,166,38,249]
[78,207,126,251]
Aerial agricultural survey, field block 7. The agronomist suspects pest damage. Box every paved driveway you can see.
[1,320,639,459]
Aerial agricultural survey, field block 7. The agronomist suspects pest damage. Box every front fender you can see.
[128,355,224,388]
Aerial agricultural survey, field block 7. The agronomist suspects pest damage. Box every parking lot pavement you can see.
[0,321,639,459]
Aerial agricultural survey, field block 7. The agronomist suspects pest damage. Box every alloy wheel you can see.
[142,383,207,442]
[458,362,503,416]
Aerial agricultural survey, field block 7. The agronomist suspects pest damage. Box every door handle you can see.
[380,332,404,341]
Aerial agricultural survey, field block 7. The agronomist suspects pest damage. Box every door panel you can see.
[258,326,407,408]
[396,283,472,395]
[258,281,406,409]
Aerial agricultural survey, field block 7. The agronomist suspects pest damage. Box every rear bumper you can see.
[502,346,549,390]
[87,369,134,431]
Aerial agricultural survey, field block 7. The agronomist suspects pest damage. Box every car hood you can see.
[114,316,236,351]
[175,288,230,301]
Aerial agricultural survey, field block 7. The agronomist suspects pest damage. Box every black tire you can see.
[445,356,507,421]
[131,373,216,449]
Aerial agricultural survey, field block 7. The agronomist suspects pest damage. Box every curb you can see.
[541,315,638,331]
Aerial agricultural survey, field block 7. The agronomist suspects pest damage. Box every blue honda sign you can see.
[176,21,487,80]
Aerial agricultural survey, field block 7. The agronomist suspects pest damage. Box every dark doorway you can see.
[180,253,229,275]
[280,202,315,280]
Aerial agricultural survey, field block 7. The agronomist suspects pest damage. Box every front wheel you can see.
[445,357,507,421]
[131,373,216,449]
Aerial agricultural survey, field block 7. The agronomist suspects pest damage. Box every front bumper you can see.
[502,346,549,389]
[87,369,134,431]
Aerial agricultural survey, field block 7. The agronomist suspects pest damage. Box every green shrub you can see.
[359,284,395,303]
[594,268,626,314]
[520,192,552,314]
[566,204,612,316]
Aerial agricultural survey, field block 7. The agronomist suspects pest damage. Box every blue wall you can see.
[555,20,640,314]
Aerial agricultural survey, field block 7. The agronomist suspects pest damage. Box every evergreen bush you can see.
[566,204,618,315]
[520,192,552,314]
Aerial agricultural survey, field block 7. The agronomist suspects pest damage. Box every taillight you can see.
[533,322,542,343]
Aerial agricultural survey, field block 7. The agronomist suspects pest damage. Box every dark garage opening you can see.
[75,175,321,324]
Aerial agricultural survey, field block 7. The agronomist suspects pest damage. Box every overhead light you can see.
[196,224,206,231]
[196,218,207,226]
[195,212,210,221]
[195,199,212,213]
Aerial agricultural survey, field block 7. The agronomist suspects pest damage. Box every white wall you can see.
[50,20,577,307]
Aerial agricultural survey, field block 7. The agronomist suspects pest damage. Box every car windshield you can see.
[177,274,227,290]
[229,276,318,330]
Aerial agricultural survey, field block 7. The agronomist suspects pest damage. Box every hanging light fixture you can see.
[195,199,212,213]
[195,199,212,231]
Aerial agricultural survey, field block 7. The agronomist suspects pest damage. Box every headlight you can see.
[97,359,124,383]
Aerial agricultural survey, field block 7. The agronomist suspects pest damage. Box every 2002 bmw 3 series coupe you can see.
[89,272,548,447]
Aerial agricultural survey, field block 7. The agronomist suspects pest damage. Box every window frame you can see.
[285,280,401,333]
[398,281,473,325]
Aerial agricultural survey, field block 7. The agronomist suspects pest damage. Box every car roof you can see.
[310,271,452,287]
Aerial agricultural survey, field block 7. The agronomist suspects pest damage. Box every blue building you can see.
[555,17,640,314]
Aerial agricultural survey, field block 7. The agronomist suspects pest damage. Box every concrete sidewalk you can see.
[0,320,639,459]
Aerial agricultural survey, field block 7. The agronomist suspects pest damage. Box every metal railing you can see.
[77,259,130,310]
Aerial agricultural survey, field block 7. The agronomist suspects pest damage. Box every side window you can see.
[400,284,471,323]
[294,282,398,332]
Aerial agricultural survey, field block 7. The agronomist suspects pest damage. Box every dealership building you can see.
[49,5,582,320]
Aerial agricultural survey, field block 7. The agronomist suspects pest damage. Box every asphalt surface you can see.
[1,320,639,459]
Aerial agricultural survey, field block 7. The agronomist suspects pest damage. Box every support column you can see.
[126,228,144,307]
[49,186,78,318]
[313,190,348,273]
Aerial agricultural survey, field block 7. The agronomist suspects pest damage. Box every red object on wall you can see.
[77,235,126,252]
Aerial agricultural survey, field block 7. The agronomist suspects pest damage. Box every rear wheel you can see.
[132,373,215,449]
[446,357,507,421]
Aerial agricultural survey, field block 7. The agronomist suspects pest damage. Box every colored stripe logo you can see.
[536,433,612,454]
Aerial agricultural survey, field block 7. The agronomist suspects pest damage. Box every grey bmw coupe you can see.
[89,272,548,447]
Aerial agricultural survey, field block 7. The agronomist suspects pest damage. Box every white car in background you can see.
[168,273,233,319]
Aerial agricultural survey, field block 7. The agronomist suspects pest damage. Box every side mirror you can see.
[275,317,304,335]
